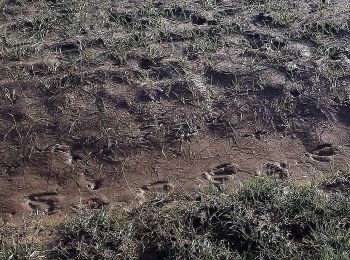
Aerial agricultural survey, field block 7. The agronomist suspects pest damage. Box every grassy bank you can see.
[2,171,350,259]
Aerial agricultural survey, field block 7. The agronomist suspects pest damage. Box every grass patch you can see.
[51,209,138,259]
[0,227,44,259]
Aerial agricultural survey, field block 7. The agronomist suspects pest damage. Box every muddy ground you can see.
[0,0,349,223]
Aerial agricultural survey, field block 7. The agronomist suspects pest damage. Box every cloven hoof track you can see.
[135,181,174,203]
[26,192,59,215]
[142,181,174,193]
[0,0,349,219]
[309,144,339,162]
[78,172,103,191]
[204,163,239,184]
[71,197,109,211]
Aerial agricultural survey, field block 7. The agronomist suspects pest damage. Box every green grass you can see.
[3,172,350,259]
[51,209,138,259]
[0,230,44,260]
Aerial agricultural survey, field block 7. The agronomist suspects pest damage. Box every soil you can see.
[0,0,349,223]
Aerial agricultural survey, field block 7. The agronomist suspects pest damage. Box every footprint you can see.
[85,197,109,209]
[71,197,109,211]
[50,144,73,176]
[87,179,102,191]
[312,143,338,156]
[309,143,338,162]
[25,192,59,215]
[51,144,73,166]
[141,181,174,193]
[77,171,102,191]
[135,181,174,203]
[203,163,239,184]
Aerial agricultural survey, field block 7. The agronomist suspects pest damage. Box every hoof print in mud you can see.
[86,198,109,209]
[86,179,102,191]
[309,144,338,162]
[265,162,289,179]
[26,192,59,215]
[71,197,109,211]
[136,181,174,203]
[77,171,103,191]
[141,181,174,193]
[313,144,338,156]
[204,163,239,184]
